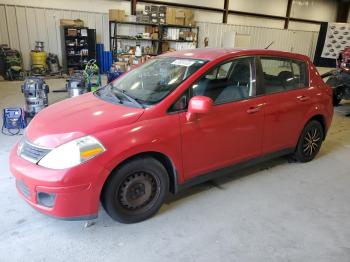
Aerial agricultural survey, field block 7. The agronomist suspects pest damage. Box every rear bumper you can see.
[10,143,109,220]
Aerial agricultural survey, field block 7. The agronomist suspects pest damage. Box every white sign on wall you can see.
[222,32,236,48]
[321,22,350,59]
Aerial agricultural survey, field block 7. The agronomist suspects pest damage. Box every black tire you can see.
[333,93,342,106]
[102,157,169,223]
[293,120,324,163]
[326,77,342,106]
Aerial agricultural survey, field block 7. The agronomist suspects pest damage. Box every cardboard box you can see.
[136,15,150,23]
[158,6,166,18]
[60,19,84,27]
[67,28,77,36]
[162,42,169,53]
[115,62,127,72]
[159,6,167,13]
[109,9,125,21]
[175,18,185,26]
[175,9,185,18]
[185,9,195,26]
[166,7,176,25]
[145,26,154,34]
[166,8,194,26]
[144,5,151,15]
[151,32,158,40]
[181,31,196,41]
[60,19,75,26]
[150,5,159,13]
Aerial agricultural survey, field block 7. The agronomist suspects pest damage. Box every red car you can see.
[10,48,333,223]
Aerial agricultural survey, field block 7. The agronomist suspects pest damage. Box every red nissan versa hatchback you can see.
[10,48,333,223]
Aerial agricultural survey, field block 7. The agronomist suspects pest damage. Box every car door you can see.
[257,56,312,154]
[176,57,266,180]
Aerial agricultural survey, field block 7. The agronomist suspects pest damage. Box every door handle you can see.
[297,95,310,102]
[246,103,265,114]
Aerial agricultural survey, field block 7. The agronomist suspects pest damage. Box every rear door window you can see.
[260,57,308,95]
[291,60,308,88]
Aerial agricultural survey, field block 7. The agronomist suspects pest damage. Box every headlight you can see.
[38,136,106,169]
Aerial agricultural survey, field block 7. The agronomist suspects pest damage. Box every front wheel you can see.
[293,120,324,163]
[102,157,169,223]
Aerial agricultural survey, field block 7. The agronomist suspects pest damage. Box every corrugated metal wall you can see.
[197,22,319,60]
[0,4,109,70]
[0,4,320,71]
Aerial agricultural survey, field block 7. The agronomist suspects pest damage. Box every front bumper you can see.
[9,143,110,220]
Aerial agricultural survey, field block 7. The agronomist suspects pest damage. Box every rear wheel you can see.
[293,120,324,163]
[102,157,169,223]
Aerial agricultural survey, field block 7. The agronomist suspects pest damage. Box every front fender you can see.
[92,113,184,185]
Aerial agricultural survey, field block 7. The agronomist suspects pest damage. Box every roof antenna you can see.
[265,41,274,49]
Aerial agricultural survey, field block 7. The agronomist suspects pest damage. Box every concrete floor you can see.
[1,71,350,262]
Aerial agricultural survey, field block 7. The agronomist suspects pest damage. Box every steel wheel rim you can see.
[117,172,160,212]
[303,127,321,157]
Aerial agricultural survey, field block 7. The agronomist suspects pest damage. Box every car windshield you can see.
[104,57,207,106]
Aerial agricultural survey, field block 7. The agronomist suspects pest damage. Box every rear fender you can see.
[297,105,329,141]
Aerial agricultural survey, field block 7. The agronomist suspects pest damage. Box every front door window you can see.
[192,58,255,104]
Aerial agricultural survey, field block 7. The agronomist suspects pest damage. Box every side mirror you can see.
[186,96,213,121]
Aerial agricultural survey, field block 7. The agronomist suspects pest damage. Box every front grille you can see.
[16,180,31,199]
[19,140,50,163]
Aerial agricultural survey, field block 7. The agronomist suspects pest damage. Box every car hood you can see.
[25,93,144,148]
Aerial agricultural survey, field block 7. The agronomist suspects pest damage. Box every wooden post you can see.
[131,0,137,16]
[284,0,293,29]
[336,0,350,23]
[223,0,229,24]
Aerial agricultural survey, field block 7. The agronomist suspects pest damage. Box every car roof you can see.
[160,48,309,62]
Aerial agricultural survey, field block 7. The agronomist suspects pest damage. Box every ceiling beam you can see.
[132,0,323,26]
[137,0,223,13]
[227,9,286,20]
[289,17,322,25]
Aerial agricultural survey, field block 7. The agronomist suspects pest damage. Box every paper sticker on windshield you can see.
[171,59,195,67]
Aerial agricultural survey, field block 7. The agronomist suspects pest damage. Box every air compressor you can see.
[21,77,49,117]
[66,72,86,98]
[46,53,61,75]
[31,41,47,75]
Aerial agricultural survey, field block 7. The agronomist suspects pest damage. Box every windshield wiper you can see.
[95,86,121,103]
[113,88,144,108]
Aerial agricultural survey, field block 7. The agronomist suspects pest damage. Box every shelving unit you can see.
[160,39,196,43]
[61,26,97,72]
[114,37,160,42]
[109,21,199,58]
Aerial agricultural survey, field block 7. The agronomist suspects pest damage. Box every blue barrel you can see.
[103,51,108,73]
[96,43,104,73]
